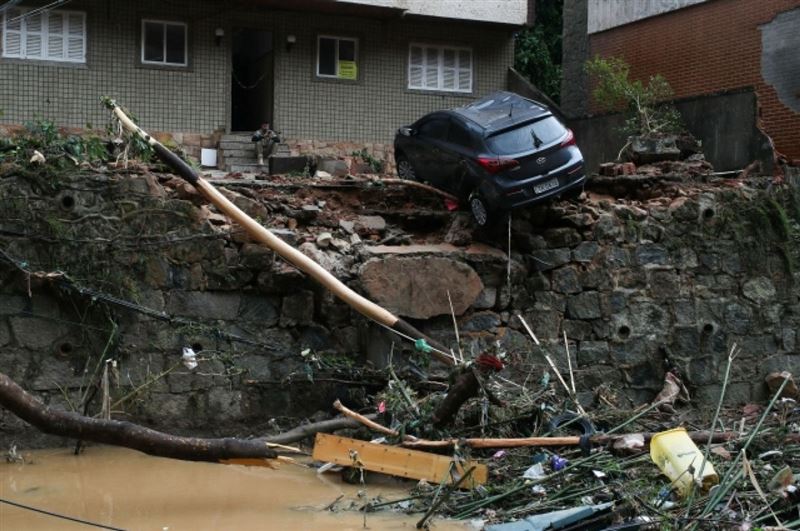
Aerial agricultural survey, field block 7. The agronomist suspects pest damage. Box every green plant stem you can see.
[692,377,790,528]
[684,345,736,514]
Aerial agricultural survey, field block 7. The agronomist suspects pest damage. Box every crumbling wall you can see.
[1,168,799,447]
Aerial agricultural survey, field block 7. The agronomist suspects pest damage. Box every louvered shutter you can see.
[408,45,423,89]
[66,13,85,62]
[457,50,471,92]
[24,12,44,58]
[3,8,23,57]
[424,47,438,89]
[442,48,456,91]
[47,12,65,59]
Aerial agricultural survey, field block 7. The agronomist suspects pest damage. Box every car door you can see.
[415,116,451,186]
[441,118,476,197]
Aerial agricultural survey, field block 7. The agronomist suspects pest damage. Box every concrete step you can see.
[220,141,255,150]
[221,148,259,158]
[228,163,268,173]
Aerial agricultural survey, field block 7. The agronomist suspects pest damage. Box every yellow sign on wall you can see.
[338,61,357,80]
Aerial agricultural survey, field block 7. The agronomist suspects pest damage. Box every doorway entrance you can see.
[231,29,274,132]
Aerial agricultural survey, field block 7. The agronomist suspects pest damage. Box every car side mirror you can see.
[399,126,415,137]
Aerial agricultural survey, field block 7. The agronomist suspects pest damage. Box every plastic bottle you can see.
[650,427,719,496]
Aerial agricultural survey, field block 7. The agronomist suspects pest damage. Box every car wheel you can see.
[396,155,418,181]
[469,192,491,227]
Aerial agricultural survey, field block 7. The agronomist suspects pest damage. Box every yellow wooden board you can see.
[312,433,487,488]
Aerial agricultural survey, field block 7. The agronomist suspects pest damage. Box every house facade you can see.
[561,0,800,163]
[0,0,530,167]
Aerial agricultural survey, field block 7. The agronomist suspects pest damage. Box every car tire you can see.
[469,192,492,227]
[396,155,418,181]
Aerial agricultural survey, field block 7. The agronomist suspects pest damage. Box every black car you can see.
[394,91,586,225]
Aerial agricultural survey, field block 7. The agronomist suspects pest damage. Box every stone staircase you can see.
[218,133,291,173]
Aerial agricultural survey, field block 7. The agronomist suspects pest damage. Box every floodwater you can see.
[0,446,468,530]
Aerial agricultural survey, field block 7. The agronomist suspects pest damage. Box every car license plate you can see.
[533,178,558,194]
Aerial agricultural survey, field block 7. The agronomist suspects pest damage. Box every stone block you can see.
[0,321,10,347]
[472,287,497,310]
[460,311,502,333]
[239,243,273,269]
[534,291,566,312]
[359,256,483,319]
[317,159,347,177]
[280,291,315,326]
[166,291,241,320]
[542,228,581,248]
[238,295,279,326]
[564,319,592,340]
[270,156,310,175]
[742,276,776,304]
[566,292,602,320]
[9,316,69,350]
[572,241,599,262]
[578,340,609,366]
[635,244,670,266]
[648,270,679,299]
[530,248,571,271]
[551,266,581,294]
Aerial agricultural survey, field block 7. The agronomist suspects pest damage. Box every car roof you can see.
[450,91,551,134]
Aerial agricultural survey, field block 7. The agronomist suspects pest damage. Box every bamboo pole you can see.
[103,99,453,366]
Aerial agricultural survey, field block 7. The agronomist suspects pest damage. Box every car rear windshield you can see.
[486,116,566,155]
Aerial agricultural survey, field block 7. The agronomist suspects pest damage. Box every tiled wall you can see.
[1,1,514,145]
[0,0,228,133]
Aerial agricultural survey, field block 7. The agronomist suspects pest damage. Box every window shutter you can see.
[24,12,44,58]
[458,50,471,91]
[66,13,84,61]
[409,45,423,88]
[424,47,438,89]
[3,9,23,57]
[47,12,65,59]
[442,48,456,90]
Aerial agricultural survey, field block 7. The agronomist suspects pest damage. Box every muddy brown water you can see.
[1,447,468,530]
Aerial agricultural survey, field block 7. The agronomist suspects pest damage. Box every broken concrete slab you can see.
[359,256,483,319]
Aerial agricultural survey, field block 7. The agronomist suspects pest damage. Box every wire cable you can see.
[0,497,126,531]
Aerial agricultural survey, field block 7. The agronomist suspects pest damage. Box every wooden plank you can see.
[312,433,487,488]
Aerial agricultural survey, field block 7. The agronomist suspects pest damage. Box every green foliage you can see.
[351,148,383,173]
[514,0,563,103]
[584,56,683,137]
[0,117,115,167]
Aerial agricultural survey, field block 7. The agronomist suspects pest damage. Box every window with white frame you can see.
[317,35,358,80]
[141,19,187,66]
[408,44,472,93]
[2,7,86,63]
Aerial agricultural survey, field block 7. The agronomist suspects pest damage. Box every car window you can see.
[447,121,474,149]
[487,116,566,155]
[418,118,449,140]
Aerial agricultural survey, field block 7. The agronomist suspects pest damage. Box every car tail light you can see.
[477,157,519,174]
[560,129,576,147]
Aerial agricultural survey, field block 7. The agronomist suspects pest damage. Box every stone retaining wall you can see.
[1,169,798,447]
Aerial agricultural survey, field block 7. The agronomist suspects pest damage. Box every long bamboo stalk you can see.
[103,99,453,366]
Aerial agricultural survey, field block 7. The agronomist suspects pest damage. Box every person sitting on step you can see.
[252,122,278,166]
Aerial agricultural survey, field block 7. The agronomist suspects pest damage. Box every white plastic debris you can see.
[522,463,546,479]
[30,150,46,164]
[181,347,198,370]
[592,470,607,479]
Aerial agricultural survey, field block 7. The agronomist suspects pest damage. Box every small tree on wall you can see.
[584,56,684,137]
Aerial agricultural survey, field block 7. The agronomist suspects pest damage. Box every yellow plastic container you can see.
[650,427,718,496]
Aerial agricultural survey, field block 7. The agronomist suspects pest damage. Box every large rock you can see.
[359,256,483,319]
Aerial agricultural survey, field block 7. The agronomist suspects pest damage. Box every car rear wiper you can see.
[531,130,543,149]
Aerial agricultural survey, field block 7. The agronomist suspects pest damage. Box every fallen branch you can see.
[0,371,277,461]
[263,415,376,445]
[401,430,739,450]
[333,399,410,439]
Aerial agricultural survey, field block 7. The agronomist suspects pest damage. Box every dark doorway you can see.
[231,29,274,132]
